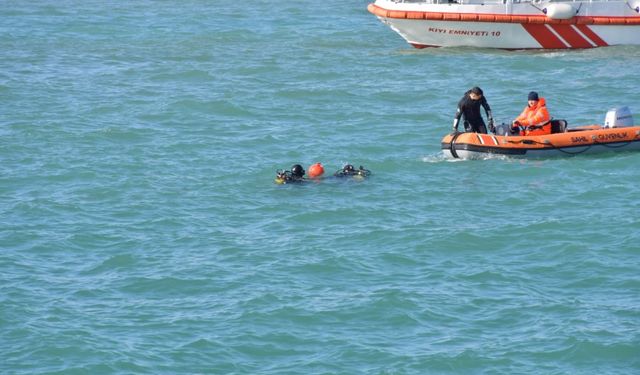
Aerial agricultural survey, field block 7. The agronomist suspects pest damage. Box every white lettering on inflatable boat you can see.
[427,27,501,37]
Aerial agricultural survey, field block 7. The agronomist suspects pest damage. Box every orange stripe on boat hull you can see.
[575,24,608,47]
[522,24,568,49]
[367,3,640,26]
[549,24,594,48]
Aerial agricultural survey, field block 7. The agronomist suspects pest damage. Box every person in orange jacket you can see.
[512,91,551,136]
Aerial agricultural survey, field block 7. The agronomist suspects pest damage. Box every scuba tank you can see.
[274,169,291,184]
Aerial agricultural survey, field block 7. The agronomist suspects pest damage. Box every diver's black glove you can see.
[488,118,495,133]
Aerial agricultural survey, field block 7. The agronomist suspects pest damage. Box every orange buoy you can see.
[308,162,325,178]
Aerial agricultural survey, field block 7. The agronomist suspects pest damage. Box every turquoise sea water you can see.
[2,1,640,373]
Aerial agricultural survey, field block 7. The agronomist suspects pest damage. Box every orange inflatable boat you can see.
[441,107,640,159]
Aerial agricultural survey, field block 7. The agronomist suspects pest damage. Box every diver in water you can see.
[276,163,371,184]
[333,164,371,179]
[275,164,306,184]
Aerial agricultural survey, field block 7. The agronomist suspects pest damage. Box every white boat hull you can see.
[369,0,640,49]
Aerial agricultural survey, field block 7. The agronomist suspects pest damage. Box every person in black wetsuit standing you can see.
[452,86,494,134]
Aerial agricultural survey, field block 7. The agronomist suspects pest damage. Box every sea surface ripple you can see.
[1,1,639,374]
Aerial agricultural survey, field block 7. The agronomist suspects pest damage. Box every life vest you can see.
[515,97,551,136]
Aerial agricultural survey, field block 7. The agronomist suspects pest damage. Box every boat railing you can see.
[388,0,511,4]
[390,0,605,4]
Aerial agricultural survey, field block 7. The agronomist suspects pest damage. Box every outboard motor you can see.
[603,106,634,128]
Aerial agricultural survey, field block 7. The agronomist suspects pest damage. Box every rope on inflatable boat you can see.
[448,132,463,159]
[592,140,634,148]
[555,145,593,155]
[506,138,594,155]
[506,136,638,154]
